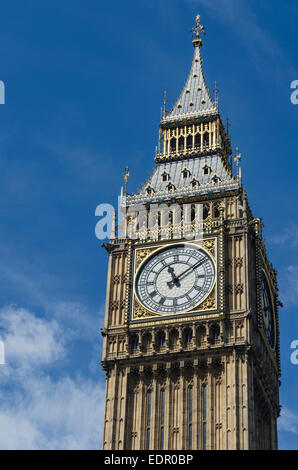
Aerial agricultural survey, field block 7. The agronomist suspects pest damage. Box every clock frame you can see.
[129,237,223,325]
[257,250,278,356]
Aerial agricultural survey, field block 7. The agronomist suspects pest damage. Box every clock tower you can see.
[101,15,281,450]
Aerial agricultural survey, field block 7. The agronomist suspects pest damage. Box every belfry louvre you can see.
[101,15,281,450]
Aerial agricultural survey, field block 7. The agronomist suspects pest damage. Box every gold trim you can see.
[131,239,218,321]
[195,286,216,311]
[135,247,157,269]
[129,311,224,329]
[202,239,216,258]
[133,298,161,318]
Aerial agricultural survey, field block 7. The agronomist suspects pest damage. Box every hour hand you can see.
[167,266,180,289]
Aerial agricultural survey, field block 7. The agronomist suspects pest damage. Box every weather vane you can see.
[122,166,130,196]
[190,14,206,46]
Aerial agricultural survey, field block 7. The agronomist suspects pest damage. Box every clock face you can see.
[135,244,215,315]
[260,269,275,350]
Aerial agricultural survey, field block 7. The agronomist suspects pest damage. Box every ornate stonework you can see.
[133,298,160,319]
[198,287,216,310]
[101,14,280,451]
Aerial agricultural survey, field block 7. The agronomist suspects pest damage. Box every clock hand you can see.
[167,266,180,289]
[175,257,206,282]
[167,258,206,288]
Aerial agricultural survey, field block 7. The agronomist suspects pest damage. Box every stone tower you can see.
[101,15,281,450]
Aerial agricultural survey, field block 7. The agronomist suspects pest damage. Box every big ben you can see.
[101,15,281,450]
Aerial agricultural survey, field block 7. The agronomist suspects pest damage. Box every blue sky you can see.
[0,0,297,449]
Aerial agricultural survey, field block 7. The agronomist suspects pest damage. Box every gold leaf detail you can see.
[202,239,216,258]
[135,248,154,269]
[199,287,216,310]
[133,299,160,319]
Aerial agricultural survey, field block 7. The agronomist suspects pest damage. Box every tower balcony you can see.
[155,142,221,163]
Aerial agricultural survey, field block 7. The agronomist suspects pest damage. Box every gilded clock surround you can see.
[131,239,219,323]
[101,15,281,451]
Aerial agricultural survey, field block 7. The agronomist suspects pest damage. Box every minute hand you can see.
[168,258,206,288]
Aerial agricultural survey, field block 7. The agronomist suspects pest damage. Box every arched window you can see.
[203,204,209,220]
[167,182,175,192]
[170,138,176,153]
[203,133,209,147]
[131,335,139,352]
[203,164,210,176]
[169,329,179,350]
[197,325,206,346]
[142,333,152,353]
[162,171,169,182]
[184,329,192,346]
[191,178,199,188]
[160,132,164,153]
[214,205,220,218]
[210,324,220,343]
[182,167,190,179]
[178,136,184,151]
[186,135,193,149]
[157,332,166,348]
[195,133,201,148]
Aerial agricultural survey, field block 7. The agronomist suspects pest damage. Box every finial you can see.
[161,91,168,119]
[190,14,206,47]
[234,147,242,179]
[214,81,219,105]
[252,218,261,236]
[123,166,130,196]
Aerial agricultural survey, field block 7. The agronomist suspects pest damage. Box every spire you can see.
[163,14,217,123]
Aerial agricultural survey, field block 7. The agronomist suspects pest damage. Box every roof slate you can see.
[126,156,240,206]
[163,44,217,123]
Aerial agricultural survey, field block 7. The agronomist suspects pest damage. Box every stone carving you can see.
[133,299,160,319]
[198,287,216,310]
[202,238,216,258]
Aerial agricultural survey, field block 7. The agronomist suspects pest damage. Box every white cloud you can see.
[53,301,104,341]
[0,375,105,450]
[0,305,105,449]
[279,407,298,435]
[277,265,298,307]
[0,305,64,368]
[269,224,298,248]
